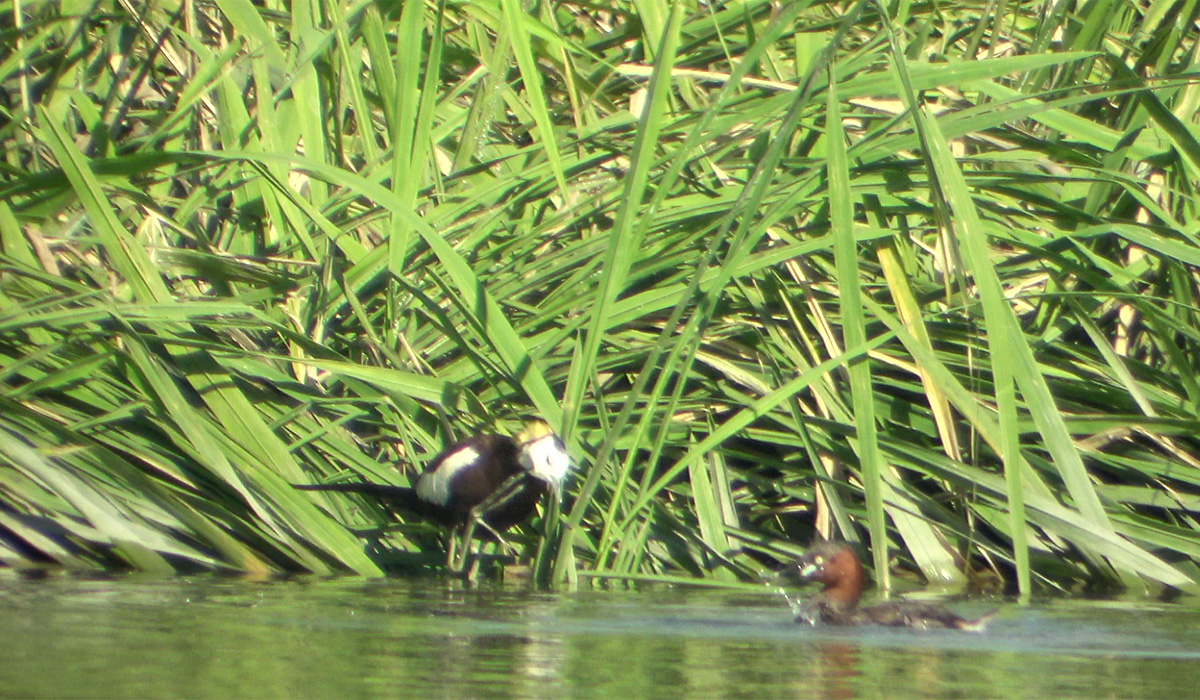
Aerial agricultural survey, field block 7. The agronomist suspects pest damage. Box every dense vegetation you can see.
[1,0,1199,594]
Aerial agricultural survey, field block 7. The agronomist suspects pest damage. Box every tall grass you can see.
[1,0,1199,592]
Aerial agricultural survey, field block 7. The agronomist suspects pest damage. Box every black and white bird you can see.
[297,420,570,571]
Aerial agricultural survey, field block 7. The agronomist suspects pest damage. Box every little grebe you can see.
[787,542,991,631]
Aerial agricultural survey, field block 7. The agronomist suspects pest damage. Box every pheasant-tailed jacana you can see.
[297,421,570,571]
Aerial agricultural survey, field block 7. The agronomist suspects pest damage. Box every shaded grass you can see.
[1,0,1199,592]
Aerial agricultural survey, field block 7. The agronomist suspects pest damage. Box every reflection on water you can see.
[0,572,1197,699]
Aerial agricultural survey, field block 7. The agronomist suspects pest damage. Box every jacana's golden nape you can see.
[297,420,570,573]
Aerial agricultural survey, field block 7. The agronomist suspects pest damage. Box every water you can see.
[0,572,1196,699]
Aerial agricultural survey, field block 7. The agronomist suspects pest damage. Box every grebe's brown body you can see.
[788,542,991,631]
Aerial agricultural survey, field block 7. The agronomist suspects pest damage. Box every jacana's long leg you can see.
[446,527,461,572]
[449,473,537,573]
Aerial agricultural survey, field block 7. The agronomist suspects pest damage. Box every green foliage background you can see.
[2,0,1199,592]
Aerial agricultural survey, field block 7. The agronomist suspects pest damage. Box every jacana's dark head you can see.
[515,420,570,493]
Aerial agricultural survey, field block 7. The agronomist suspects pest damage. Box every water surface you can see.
[0,572,1195,699]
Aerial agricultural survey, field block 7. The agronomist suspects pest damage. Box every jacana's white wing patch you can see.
[416,446,480,505]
